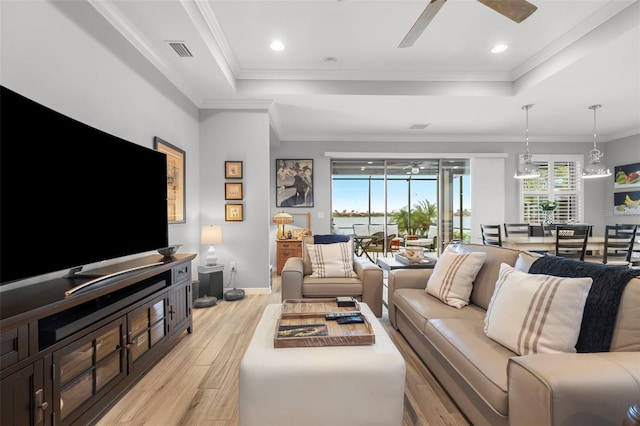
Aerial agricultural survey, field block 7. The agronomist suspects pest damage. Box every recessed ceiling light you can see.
[270,40,285,51]
[491,44,508,53]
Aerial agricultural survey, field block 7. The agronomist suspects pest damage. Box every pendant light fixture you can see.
[582,104,611,179]
[514,104,541,179]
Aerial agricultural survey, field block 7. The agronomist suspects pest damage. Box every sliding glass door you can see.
[331,159,470,255]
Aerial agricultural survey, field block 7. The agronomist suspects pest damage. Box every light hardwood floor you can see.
[97,276,470,426]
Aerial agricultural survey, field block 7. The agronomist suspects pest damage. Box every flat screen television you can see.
[0,85,169,285]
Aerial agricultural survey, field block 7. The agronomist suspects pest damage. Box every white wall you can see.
[603,135,640,226]
[470,158,506,244]
[1,1,201,282]
[200,110,272,289]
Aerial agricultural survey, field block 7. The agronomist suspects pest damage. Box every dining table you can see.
[502,236,606,254]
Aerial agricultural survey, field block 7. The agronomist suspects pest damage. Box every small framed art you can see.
[225,161,243,179]
[225,182,243,200]
[225,204,243,221]
[154,137,186,223]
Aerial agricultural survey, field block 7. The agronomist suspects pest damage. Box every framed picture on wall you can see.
[275,159,313,207]
[614,163,640,189]
[225,182,243,200]
[614,190,640,215]
[153,137,186,223]
[225,161,243,179]
[225,204,243,221]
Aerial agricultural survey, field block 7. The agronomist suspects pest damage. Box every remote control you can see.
[337,315,364,324]
[325,312,361,320]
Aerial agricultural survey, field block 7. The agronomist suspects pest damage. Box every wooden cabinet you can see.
[1,360,46,426]
[0,254,196,426]
[170,279,192,336]
[127,294,169,375]
[53,318,126,424]
[276,240,303,275]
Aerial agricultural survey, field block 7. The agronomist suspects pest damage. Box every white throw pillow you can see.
[306,242,358,278]
[484,263,593,355]
[426,249,486,309]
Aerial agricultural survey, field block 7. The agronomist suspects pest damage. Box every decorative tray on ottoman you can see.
[274,298,375,348]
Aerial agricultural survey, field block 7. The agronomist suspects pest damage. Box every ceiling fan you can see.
[402,161,431,174]
[398,0,538,48]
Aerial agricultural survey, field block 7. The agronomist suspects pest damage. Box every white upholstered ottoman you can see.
[239,303,406,426]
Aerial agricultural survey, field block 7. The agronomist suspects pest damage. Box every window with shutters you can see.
[519,155,584,224]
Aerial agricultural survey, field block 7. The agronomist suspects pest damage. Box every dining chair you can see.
[603,224,637,265]
[630,232,640,269]
[481,224,502,247]
[504,223,530,237]
[554,224,590,261]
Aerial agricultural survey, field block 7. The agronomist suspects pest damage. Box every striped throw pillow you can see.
[306,242,358,278]
[426,249,486,308]
[484,263,593,355]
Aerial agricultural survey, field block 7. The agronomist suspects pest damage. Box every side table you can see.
[197,264,224,299]
[275,239,302,274]
[376,256,436,271]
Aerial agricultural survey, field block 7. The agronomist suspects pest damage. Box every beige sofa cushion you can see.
[451,244,521,310]
[485,263,592,355]
[393,288,486,333]
[306,241,358,278]
[426,249,486,309]
[426,318,515,417]
[610,277,640,351]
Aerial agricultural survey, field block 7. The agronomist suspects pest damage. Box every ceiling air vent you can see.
[167,42,193,58]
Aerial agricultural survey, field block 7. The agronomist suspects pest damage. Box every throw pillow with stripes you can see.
[484,263,593,355]
[426,249,486,308]
[306,242,358,278]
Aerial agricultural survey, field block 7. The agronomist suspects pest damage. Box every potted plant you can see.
[539,200,558,224]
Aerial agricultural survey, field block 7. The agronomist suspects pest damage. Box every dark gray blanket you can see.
[528,255,640,353]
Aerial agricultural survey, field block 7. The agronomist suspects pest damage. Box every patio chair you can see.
[367,232,397,258]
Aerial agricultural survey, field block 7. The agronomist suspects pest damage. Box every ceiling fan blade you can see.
[398,0,447,48]
[476,0,537,23]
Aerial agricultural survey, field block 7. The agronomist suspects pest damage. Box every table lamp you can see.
[272,211,294,239]
[201,225,223,265]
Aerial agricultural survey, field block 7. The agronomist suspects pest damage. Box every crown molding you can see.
[201,99,273,110]
[88,0,203,106]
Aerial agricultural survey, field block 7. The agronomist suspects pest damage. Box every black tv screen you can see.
[0,86,169,284]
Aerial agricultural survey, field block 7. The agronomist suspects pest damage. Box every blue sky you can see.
[332,176,471,213]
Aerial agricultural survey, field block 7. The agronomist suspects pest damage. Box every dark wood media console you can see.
[0,253,196,426]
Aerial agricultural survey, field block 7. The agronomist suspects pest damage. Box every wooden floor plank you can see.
[97,276,469,426]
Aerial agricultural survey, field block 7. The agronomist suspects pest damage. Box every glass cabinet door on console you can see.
[127,294,169,374]
[52,318,126,424]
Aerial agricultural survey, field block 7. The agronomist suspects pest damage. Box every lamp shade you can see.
[514,104,540,180]
[582,151,611,179]
[581,105,611,179]
[272,211,294,224]
[514,153,541,179]
[201,225,223,245]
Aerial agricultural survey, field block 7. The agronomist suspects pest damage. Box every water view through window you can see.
[331,159,471,253]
